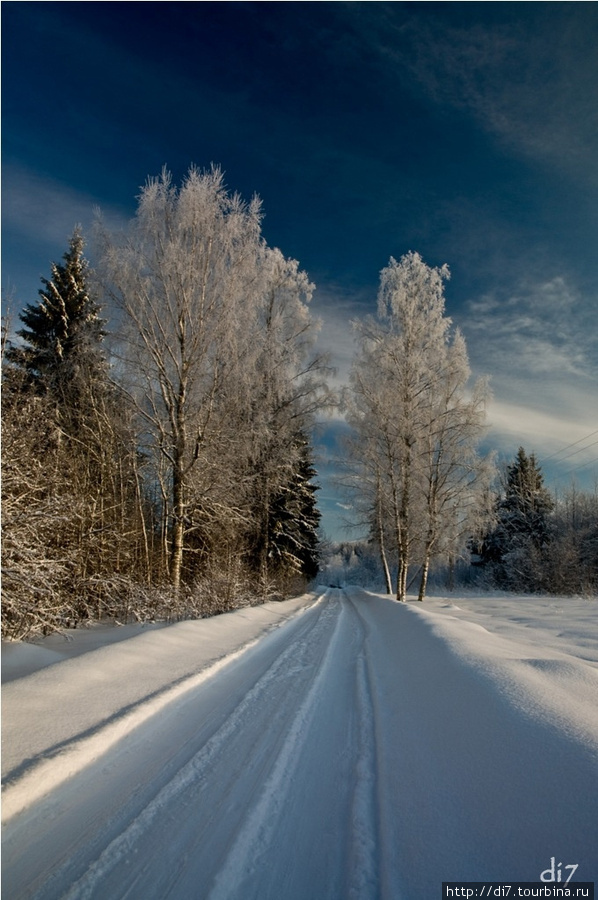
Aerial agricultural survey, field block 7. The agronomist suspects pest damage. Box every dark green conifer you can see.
[268,434,321,580]
[478,447,554,590]
[7,228,106,423]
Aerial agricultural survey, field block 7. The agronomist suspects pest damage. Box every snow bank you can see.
[1,592,320,821]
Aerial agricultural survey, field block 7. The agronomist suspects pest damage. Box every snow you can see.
[2,588,597,898]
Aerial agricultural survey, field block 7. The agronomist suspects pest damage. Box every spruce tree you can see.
[7,228,106,424]
[480,447,554,590]
[2,229,146,636]
[502,447,554,538]
[268,434,321,581]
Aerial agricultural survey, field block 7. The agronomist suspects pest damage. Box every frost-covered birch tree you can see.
[415,329,492,599]
[98,166,265,590]
[343,359,398,596]
[348,251,491,600]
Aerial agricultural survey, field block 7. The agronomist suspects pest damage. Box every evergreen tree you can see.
[267,435,321,581]
[479,447,554,590]
[502,447,554,539]
[7,228,106,425]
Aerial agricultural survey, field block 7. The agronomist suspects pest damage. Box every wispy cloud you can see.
[488,402,595,453]
[486,401,598,490]
[459,273,598,479]
[3,164,107,246]
[2,163,130,310]
[311,281,373,396]
[464,274,596,382]
[349,5,598,185]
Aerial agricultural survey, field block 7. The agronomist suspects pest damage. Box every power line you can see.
[549,438,598,464]
[539,428,598,463]
[552,456,598,485]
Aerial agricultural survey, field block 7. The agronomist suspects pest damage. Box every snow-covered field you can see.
[2,588,597,899]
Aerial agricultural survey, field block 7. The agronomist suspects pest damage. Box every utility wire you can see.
[554,457,598,483]
[547,438,598,465]
[539,428,598,463]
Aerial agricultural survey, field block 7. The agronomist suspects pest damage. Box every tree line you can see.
[333,443,597,597]
[2,167,329,639]
[3,168,596,638]
[473,447,597,596]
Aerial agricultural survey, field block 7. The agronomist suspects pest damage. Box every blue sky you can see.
[3,2,598,539]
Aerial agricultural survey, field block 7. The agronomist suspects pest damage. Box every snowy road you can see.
[3,588,598,898]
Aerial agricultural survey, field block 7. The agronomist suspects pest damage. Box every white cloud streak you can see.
[464,274,597,386]
[459,273,598,483]
[311,282,372,395]
[347,5,598,185]
[3,163,128,249]
[2,163,131,315]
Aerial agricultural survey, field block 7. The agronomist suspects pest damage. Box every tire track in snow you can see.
[345,587,405,900]
[55,594,341,900]
[347,652,380,899]
[206,593,348,900]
